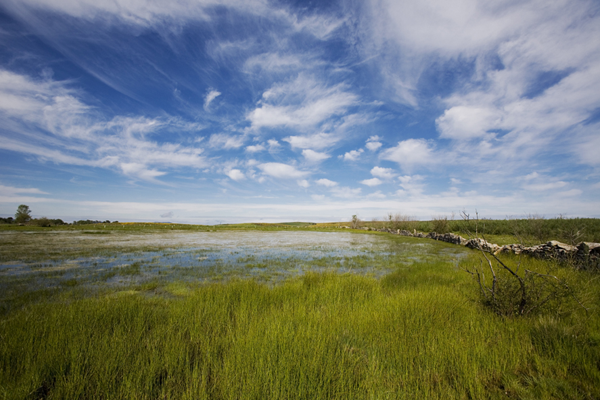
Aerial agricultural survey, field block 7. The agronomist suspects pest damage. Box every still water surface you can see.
[0,230,469,287]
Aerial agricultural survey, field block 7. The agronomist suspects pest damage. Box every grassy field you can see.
[1,226,599,399]
[338,217,600,246]
[3,216,599,245]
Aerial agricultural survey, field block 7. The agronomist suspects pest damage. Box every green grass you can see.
[0,221,322,234]
[1,225,599,398]
[1,255,599,399]
[360,217,600,245]
[3,217,599,245]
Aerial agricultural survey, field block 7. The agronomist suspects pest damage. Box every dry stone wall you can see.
[363,226,600,269]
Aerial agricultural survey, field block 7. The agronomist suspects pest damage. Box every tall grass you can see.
[1,258,599,399]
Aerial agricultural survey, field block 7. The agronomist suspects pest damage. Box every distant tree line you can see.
[72,220,115,225]
[0,205,117,226]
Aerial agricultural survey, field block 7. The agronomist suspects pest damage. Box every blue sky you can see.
[1,0,599,223]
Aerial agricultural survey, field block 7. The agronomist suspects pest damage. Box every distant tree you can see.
[73,219,101,225]
[15,204,32,223]
[351,214,361,229]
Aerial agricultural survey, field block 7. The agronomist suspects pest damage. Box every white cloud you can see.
[522,181,567,191]
[203,89,221,111]
[523,172,540,181]
[381,139,434,169]
[120,163,166,183]
[368,0,542,56]
[227,169,245,181]
[366,135,382,151]
[247,74,358,130]
[340,149,363,161]
[297,179,310,188]
[246,144,265,153]
[573,127,600,166]
[302,149,330,163]
[288,12,346,40]
[370,166,395,179]
[397,175,425,195]
[267,139,281,151]
[0,184,49,195]
[0,70,209,183]
[7,0,270,27]
[330,186,362,199]
[258,162,309,179]
[367,190,386,199]
[364,0,566,106]
[283,132,340,150]
[366,141,382,151]
[518,172,573,192]
[315,178,337,187]
[244,53,304,72]
[360,177,382,187]
[0,189,597,223]
[209,133,245,149]
[436,106,501,140]
[364,0,600,172]
[556,189,583,197]
[311,194,326,201]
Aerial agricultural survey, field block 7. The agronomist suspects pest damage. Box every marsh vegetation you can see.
[361,214,600,246]
[0,224,599,399]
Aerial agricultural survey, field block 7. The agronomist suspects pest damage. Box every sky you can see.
[1,0,599,224]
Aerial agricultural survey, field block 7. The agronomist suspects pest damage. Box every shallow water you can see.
[0,230,469,290]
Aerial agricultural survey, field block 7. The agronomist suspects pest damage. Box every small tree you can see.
[15,204,32,223]
[351,215,361,229]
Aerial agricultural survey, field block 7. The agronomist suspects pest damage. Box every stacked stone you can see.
[574,242,600,269]
[464,237,501,253]
[497,244,526,254]
[519,241,576,261]
[497,241,599,269]
[344,224,598,269]
[426,232,468,245]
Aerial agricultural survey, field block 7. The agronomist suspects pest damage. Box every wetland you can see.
[1,225,599,399]
[0,230,468,290]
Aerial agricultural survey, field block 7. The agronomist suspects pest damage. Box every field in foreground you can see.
[1,229,599,399]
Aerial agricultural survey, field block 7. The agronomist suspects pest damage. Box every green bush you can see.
[431,216,450,234]
[33,217,52,227]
